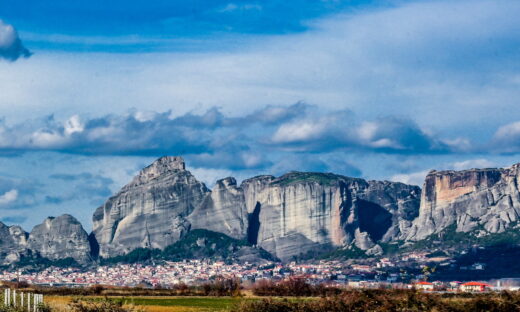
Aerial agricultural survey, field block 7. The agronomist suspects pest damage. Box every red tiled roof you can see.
[462,282,491,287]
[416,281,433,285]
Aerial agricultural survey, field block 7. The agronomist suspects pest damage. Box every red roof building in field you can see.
[460,281,492,292]
[415,281,434,291]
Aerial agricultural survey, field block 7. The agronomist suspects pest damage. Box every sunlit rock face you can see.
[240,172,421,261]
[92,157,422,261]
[28,214,92,264]
[0,222,28,264]
[188,177,249,239]
[92,156,210,258]
[406,164,520,240]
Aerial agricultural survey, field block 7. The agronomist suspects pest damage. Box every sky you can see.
[0,0,520,231]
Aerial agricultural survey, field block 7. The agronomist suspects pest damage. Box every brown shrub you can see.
[234,289,520,312]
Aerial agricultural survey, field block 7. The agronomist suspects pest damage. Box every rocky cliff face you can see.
[241,172,421,260]
[188,177,248,239]
[28,214,92,264]
[92,156,209,258]
[0,214,92,265]
[0,222,28,264]
[10,156,520,265]
[91,157,422,261]
[406,164,520,240]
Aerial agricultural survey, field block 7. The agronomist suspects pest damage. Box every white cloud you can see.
[0,189,18,205]
[390,170,430,186]
[271,120,327,144]
[0,20,30,61]
[1,0,519,133]
[0,21,16,48]
[188,167,233,187]
[219,3,262,12]
[390,158,497,186]
[490,121,520,153]
[452,159,495,171]
[64,115,84,136]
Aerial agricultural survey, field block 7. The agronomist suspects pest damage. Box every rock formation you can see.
[92,159,421,261]
[188,177,249,239]
[0,214,91,266]
[5,156,520,265]
[92,156,210,257]
[406,164,520,240]
[0,222,28,264]
[240,172,421,260]
[28,214,92,264]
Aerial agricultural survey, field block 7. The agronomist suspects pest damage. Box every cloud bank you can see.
[0,104,517,174]
[0,105,460,161]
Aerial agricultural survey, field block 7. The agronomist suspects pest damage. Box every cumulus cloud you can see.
[452,159,495,171]
[270,111,451,154]
[390,158,497,186]
[0,104,479,173]
[174,102,309,129]
[490,121,520,154]
[0,112,211,156]
[0,20,31,61]
[0,175,38,209]
[0,189,18,205]
[391,170,430,187]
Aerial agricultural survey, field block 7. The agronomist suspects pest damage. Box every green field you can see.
[47,295,260,312]
[120,297,247,310]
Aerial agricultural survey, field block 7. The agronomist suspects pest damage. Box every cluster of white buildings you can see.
[0,260,353,288]
[0,257,516,292]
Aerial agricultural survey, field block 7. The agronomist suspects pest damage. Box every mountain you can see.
[0,214,92,266]
[3,156,520,267]
[28,214,92,264]
[92,156,209,258]
[237,172,421,260]
[0,222,29,264]
[92,156,421,261]
[406,163,520,241]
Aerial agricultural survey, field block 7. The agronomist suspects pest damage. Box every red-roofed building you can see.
[461,281,492,292]
[415,281,434,291]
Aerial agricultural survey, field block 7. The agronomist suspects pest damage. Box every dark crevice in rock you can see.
[88,232,100,259]
[357,199,392,242]
[247,202,261,245]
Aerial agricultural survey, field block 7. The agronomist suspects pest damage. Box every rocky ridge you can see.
[3,156,520,266]
[406,164,520,240]
[92,157,421,261]
[0,214,92,266]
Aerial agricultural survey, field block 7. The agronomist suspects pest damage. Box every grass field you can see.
[46,295,252,312]
[121,297,248,311]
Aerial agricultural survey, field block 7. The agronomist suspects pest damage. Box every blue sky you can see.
[1,0,520,231]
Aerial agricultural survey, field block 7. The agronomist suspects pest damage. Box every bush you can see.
[67,298,144,312]
[234,289,520,312]
[253,279,342,297]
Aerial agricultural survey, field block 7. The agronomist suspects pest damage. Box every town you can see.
[0,253,518,292]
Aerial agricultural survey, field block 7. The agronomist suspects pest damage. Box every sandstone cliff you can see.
[406,163,520,240]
